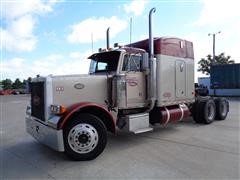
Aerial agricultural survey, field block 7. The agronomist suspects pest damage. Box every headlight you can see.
[50,105,67,115]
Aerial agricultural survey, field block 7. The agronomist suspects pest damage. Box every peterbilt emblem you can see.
[74,83,85,89]
[33,96,40,106]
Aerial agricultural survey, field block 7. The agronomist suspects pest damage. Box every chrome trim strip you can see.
[46,76,53,121]
[47,116,61,129]
[163,106,170,126]
[179,104,184,121]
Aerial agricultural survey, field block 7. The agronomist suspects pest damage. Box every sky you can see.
[1,0,240,82]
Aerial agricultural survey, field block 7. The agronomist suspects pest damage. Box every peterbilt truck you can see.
[26,8,229,160]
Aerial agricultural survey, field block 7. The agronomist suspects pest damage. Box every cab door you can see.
[175,60,186,98]
[122,53,146,108]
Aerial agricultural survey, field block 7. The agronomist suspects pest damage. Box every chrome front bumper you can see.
[26,116,65,152]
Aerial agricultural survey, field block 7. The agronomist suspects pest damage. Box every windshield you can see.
[89,51,121,74]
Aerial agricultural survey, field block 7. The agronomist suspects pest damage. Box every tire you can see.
[63,113,107,161]
[192,101,201,123]
[193,99,216,124]
[202,99,216,124]
[193,98,207,123]
[215,98,229,120]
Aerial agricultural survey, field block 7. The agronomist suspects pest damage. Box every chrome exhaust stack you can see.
[148,7,157,111]
[106,27,110,49]
[149,8,156,59]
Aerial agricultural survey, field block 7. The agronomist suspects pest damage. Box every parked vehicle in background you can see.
[12,89,27,95]
[211,63,240,89]
[0,89,13,95]
[0,89,27,95]
[198,63,240,97]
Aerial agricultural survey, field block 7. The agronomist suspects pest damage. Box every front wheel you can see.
[63,113,107,161]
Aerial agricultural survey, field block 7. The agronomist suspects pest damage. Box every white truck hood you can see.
[50,74,108,107]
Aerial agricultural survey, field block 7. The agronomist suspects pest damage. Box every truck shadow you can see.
[107,117,200,151]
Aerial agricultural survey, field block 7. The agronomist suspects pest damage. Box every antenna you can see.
[130,17,132,46]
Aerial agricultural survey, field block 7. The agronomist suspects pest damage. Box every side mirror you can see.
[142,52,149,70]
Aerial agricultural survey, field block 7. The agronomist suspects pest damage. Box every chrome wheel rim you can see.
[68,123,99,154]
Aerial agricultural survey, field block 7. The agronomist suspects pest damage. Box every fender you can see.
[58,102,116,133]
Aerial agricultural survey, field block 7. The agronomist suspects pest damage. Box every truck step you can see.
[133,127,153,134]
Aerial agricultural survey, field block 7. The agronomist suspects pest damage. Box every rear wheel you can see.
[193,98,216,124]
[63,113,107,161]
[203,99,216,124]
[215,98,229,120]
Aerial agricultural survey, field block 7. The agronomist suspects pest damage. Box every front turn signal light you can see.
[50,105,67,115]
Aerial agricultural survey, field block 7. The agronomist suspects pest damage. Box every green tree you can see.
[12,78,23,89]
[2,79,12,90]
[0,81,3,90]
[27,77,32,82]
[198,53,235,75]
[22,79,27,89]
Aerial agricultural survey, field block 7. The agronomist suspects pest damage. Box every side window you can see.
[122,54,142,72]
[96,62,108,71]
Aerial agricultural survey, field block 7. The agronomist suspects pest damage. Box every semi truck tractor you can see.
[26,8,229,160]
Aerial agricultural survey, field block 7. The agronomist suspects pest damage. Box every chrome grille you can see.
[30,81,45,121]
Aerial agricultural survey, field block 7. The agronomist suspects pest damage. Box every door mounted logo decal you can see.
[126,78,138,87]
